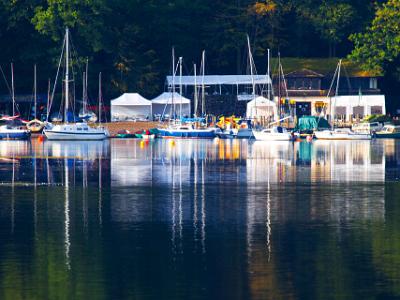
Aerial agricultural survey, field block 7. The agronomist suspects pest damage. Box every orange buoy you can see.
[306,135,313,143]
[38,135,45,142]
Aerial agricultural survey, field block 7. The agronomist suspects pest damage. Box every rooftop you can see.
[271,58,382,78]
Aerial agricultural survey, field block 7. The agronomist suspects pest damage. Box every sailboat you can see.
[217,37,255,139]
[157,53,216,138]
[27,64,45,133]
[251,44,293,141]
[78,59,98,122]
[0,63,30,140]
[44,28,109,141]
[314,60,371,140]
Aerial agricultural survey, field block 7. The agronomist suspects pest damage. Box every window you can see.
[370,78,378,89]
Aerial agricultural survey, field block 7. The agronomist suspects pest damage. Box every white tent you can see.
[111,93,152,121]
[151,92,191,118]
[246,96,278,119]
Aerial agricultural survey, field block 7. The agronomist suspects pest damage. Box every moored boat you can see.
[116,129,136,138]
[43,28,109,141]
[27,119,45,133]
[374,124,400,138]
[158,124,216,138]
[0,124,30,140]
[44,122,109,140]
[252,126,293,141]
[314,128,371,140]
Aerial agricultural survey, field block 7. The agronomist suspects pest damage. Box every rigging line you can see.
[0,65,12,97]
[341,64,353,93]
[48,34,66,121]
[70,35,95,107]
[317,61,340,122]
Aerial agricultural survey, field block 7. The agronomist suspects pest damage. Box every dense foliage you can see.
[0,0,395,100]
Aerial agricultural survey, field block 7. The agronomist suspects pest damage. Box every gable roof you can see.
[285,69,324,78]
[111,93,151,106]
[270,58,382,77]
[151,92,190,104]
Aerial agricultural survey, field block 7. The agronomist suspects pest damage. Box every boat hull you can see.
[158,128,216,139]
[253,131,292,141]
[142,134,155,140]
[43,123,109,140]
[44,130,108,140]
[314,130,371,140]
[0,130,30,140]
[216,129,253,139]
[375,133,400,139]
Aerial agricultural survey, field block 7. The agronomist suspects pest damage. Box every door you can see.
[296,102,311,117]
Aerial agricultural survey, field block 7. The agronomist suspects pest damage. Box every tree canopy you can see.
[0,0,395,100]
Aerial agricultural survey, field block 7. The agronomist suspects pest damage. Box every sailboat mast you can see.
[11,63,15,116]
[247,35,256,116]
[194,63,198,117]
[82,71,86,114]
[179,56,183,119]
[34,64,37,119]
[332,59,342,130]
[172,47,175,119]
[98,72,102,125]
[201,50,205,116]
[278,52,281,117]
[47,78,51,121]
[267,49,270,100]
[85,58,88,114]
[65,28,70,123]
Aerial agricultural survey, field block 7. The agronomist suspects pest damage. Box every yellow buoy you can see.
[170,140,176,146]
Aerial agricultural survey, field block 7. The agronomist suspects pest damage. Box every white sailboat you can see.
[27,64,45,133]
[314,60,371,140]
[251,42,293,141]
[44,28,108,141]
[158,53,216,138]
[78,59,98,122]
[218,37,255,139]
[0,63,30,140]
[253,125,293,141]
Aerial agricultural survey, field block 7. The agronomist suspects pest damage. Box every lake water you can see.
[0,138,400,299]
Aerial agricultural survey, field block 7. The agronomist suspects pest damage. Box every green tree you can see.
[349,0,400,75]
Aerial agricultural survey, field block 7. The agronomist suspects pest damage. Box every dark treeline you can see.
[0,0,395,102]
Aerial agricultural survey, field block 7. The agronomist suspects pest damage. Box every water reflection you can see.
[0,138,399,299]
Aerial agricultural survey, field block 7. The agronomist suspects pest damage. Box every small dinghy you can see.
[116,129,136,138]
[27,119,45,133]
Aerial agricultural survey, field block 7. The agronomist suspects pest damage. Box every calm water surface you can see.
[0,138,400,299]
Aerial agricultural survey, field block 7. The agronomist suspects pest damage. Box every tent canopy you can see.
[247,96,276,107]
[166,75,271,86]
[151,92,190,104]
[246,96,278,118]
[111,93,151,106]
[111,93,152,121]
[151,92,190,117]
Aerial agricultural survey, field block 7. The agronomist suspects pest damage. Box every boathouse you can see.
[272,58,386,124]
